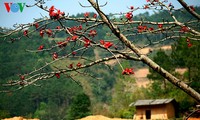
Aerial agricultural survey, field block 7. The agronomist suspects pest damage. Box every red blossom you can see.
[52,52,58,60]
[34,23,39,29]
[100,40,113,48]
[186,38,192,48]
[144,5,149,9]
[158,24,163,28]
[38,45,44,50]
[20,75,25,80]
[186,38,190,43]
[104,42,113,48]
[49,5,64,19]
[93,13,97,18]
[66,37,71,41]
[149,27,154,31]
[46,29,53,37]
[84,12,90,18]
[168,3,172,7]
[180,26,189,33]
[187,43,192,48]
[23,30,28,36]
[72,51,76,56]
[49,6,55,12]
[100,40,105,45]
[137,25,147,33]
[146,0,150,2]
[125,12,133,21]
[76,62,82,67]
[40,30,44,37]
[88,30,97,37]
[189,6,195,11]
[122,68,134,75]
[130,6,134,10]
[56,26,61,29]
[78,25,83,30]
[72,35,78,41]
[57,41,67,48]
[69,63,73,69]
[84,38,91,48]
[68,26,82,33]
[55,73,60,79]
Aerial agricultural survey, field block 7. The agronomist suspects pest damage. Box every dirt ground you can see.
[3,117,39,120]
[79,115,132,120]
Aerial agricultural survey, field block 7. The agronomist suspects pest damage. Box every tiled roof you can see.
[129,98,175,107]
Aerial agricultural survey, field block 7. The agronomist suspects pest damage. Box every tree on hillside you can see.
[0,0,200,103]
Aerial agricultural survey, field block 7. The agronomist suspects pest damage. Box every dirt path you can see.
[3,117,39,120]
[79,115,131,120]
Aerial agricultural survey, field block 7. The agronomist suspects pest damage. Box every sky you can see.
[0,0,199,28]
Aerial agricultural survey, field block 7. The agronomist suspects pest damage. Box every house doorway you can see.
[146,110,151,119]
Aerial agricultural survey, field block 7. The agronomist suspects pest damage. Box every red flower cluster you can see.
[68,25,82,34]
[57,41,67,48]
[20,75,25,80]
[122,68,134,75]
[68,62,82,69]
[34,23,39,29]
[189,6,195,11]
[83,38,91,48]
[158,24,163,28]
[93,13,97,18]
[56,26,61,30]
[40,30,45,37]
[144,5,149,9]
[23,30,28,36]
[138,25,147,33]
[72,35,79,41]
[180,26,189,33]
[49,6,65,19]
[100,40,113,48]
[72,51,76,56]
[148,27,154,31]
[137,26,154,33]
[84,12,97,18]
[52,52,58,60]
[168,3,172,7]
[46,29,53,37]
[55,73,60,79]
[84,12,90,18]
[186,38,192,48]
[76,62,82,67]
[130,6,134,10]
[39,29,53,37]
[88,30,97,37]
[66,35,79,42]
[125,12,133,21]
[38,45,44,50]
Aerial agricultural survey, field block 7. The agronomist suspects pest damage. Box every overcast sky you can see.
[0,0,199,28]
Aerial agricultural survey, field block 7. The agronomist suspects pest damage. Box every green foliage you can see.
[171,38,200,92]
[147,50,174,80]
[66,93,91,120]
[118,108,135,119]
[0,110,11,119]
